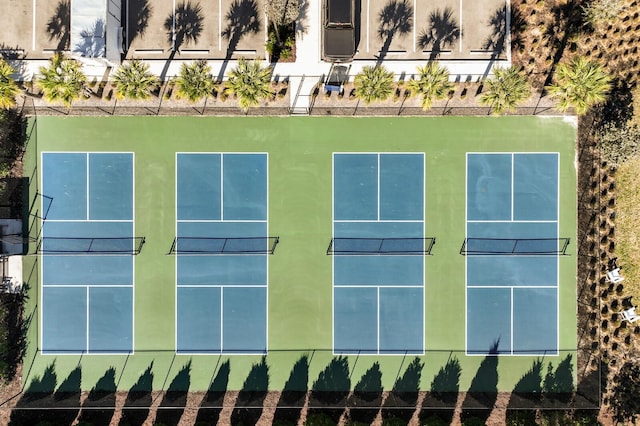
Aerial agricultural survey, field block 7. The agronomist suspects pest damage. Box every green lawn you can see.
[21,116,577,395]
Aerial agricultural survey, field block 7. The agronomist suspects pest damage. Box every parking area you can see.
[1,0,73,59]
[125,0,266,60]
[354,0,509,61]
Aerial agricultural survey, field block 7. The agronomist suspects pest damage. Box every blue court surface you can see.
[41,152,134,354]
[333,153,425,354]
[176,153,268,354]
[466,153,559,355]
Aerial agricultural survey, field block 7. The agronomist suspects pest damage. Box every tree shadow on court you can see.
[417,7,460,61]
[382,357,423,424]
[506,358,543,410]
[154,360,192,426]
[160,1,204,80]
[230,356,269,426]
[195,360,230,426]
[126,0,153,45]
[120,362,154,426]
[308,356,350,424]
[420,356,461,425]
[272,355,309,426]
[77,367,118,426]
[574,356,607,410]
[376,0,413,65]
[46,0,71,51]
[348,362,383,425]
[11,363,81,426]
[217,0,261,81]
[460,340,500,425]
[542,354,575,403]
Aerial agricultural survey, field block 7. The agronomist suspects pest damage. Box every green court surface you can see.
[22,116,577,396]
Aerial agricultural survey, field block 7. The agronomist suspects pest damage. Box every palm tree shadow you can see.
[377,0,413,65]
[296,0,310,38]
[218,0,261,81]
[159,1,204,80]
[46,0,71,51]
[482,5,506,59]
[164,0,204,51]
[74,18,106,58]
[417,7,460,61]
[126,0,152,46]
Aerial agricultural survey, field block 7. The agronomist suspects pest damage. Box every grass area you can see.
[20,116,577,395]
[614,157,640,299]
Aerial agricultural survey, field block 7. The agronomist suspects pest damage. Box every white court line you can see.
[459,0,463,52]
[377,153,381,221]
[367,0,370,52]
[467,220,558,223]
[220,153,224,221]
[86,287,90,353]
[413,0,416,52]
[377,286,380,353]
[32,0,36,51]
[511,153,514,221]
[177,219,267,223]
[510,286,514,354]
[220,287,224,352]
[334,220,424,223]
[86,154,90,220]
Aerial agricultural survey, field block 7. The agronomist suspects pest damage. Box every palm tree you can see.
[175,60,215,102]
[407,62,453,110]
[37,53,86,107]
[480,66,531,114]
[354,65,394,104]
[226,58,272,111]
[0,59,20,109]
[547,56,612,115]
[113,59,159,100]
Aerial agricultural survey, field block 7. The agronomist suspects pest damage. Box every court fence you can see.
[17,74,569,118]
[8,348,601,413]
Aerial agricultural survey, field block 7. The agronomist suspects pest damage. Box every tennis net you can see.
[460,238,570,255]
[169,236,280,254]
[38,237,146,255]
[327,237,436,255]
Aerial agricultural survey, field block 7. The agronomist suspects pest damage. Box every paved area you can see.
[125,0,266,60]
[2,0,511,112]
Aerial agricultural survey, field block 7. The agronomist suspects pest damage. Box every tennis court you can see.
[175,153,269,354]
[41,152,136,354]
[332,153,426,355]
[465,153,561,355]
[22,116,578,395]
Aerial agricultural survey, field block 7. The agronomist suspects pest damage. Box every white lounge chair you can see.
[621,307,640,323]
[606,268,624,284]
